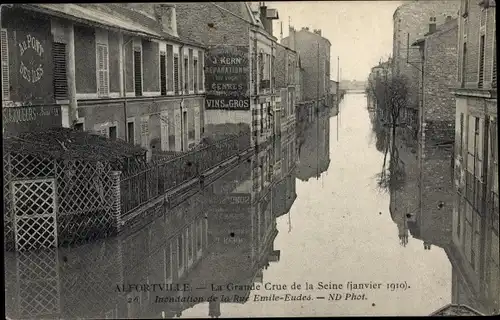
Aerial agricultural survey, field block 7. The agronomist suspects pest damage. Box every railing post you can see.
[111,170,122,234]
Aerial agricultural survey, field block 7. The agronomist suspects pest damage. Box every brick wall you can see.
[175,3,251,47]
[392,1,460,108]
[423,21,458,126]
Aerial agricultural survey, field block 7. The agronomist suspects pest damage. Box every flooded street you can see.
[4,94,493,318]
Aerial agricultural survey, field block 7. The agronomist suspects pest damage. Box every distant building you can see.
[282,26,331,109]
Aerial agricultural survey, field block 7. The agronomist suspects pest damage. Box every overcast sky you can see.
[268,0,404,81]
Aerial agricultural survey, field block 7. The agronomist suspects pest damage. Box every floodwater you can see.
[4,93,497,318]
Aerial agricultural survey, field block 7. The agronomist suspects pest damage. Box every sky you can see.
[267,0,405,81]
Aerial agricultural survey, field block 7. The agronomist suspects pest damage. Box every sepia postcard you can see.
[1,0,498,318]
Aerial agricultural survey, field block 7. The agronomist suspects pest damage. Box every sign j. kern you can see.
[205,45,250,110]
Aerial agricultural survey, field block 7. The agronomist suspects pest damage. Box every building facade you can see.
[282,26,332,118]
[452,0,498,314]
[392,0,460,146]
[1,4,206,158]
[175,2,279,150]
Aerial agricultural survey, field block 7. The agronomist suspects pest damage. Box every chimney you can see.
[429,23,436,33]
[154,4,178,37]
[428,16,436,34]
[445,15,452,22]
[314,29,322,36]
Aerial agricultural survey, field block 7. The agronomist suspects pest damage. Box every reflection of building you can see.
[4,141,290,319]
[297,111,330,181]
[449,0,498,316]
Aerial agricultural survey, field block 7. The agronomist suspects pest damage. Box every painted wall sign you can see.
[3,105,62,136]
[18,34,45,84]
[205,46,250,110]
[2,9,54,105]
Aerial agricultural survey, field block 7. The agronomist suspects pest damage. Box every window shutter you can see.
[1,29,10,101]
[134,49,142,96]
[97,44,109,97]
[493,30,497,88]
[174,55,179,94]
[53,42,68,100]
[160,112,169,151]
[194,107,200,143]
[194,58,198,93]
[160,52,167,95]
[141,116,149,147]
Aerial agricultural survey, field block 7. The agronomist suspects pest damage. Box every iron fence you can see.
[120,134,251,216]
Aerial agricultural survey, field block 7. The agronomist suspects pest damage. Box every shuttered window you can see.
[1,28,9,100]
[197,51,203,91]
[167,45,173,92]
[141,116,149,148]
[174,55,179,94]
[97,44,109,97]
[134,48,142,96]
[160,52,167,95]
[53,42,68,100]
[493,29,497,87]
[194,58,198,92]
[479,35,485,89]
[184,57,188,93]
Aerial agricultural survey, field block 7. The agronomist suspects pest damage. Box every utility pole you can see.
[337,56,340,142]
[316,42,320,179]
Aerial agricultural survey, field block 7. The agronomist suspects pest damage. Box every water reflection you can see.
[297,111,331,181]
[371,109,499,315]
[4,117,303,319]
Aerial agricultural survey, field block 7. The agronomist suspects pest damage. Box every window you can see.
[177,234,183,268]
[167,45,174,92]
[74,123,84,131]
[463,0,469,17]
[134,48,142,96]
[109,126,117,140]
[53,42,68,100]
[197,50,203,91]
[194,58,198,92]
[127,121,135,144]
[189,49,193,91]
[459,113,464,156]
[160,52,167,95]
[160,112,168,151]
[479,35,485,88]
[1,28,9,100]
[140,116,149,148]
[184,57,189,93]
[493,29,497,87]
[97,44,109,97]
[462,42,467,87]
[174,55,179,94]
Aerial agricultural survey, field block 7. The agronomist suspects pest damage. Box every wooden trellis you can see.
[12,178,58,252]
[3,152,121,251]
